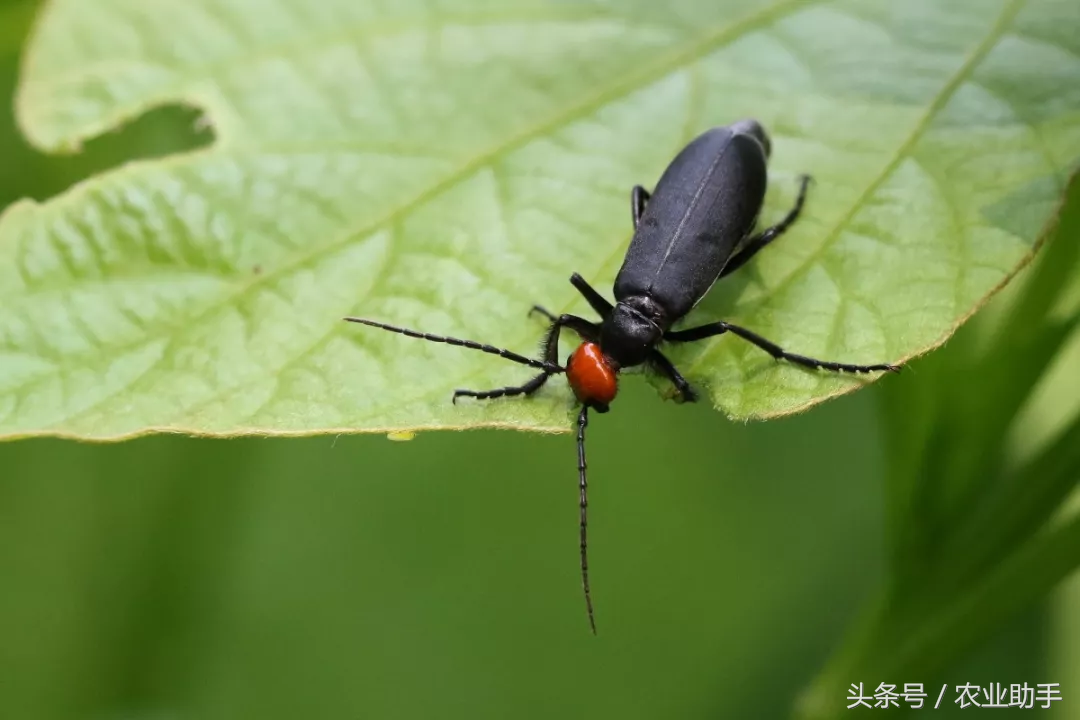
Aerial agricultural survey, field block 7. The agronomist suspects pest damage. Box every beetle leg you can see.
[541,313,600,364]
[631,185,651,228]
[529,305,557,322]
[647,349,697,402]
[719,174,812,279]
[665,321,900,374]
[453,370,555,403]
[454,313,598,404]
[569,273,615,318]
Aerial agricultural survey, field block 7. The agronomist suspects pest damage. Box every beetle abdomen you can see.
[613,123,769,321]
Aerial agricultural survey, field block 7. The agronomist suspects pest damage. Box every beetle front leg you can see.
[569,273,614,319]
[647,349,697,402]
[531,276,613,324]
[665,320,899,374]
[453,370,555,403]
[454,314,597,404]
[719,175,811,279]
[541,313,600,364]
[529,305,557,323]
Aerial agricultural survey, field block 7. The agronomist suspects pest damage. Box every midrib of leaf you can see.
[684,0,1031,393]
[14,0,815,438]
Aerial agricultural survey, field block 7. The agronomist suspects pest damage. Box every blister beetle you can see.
[345,119,900,633]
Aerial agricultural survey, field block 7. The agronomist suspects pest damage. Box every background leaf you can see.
[2,0,1078,438]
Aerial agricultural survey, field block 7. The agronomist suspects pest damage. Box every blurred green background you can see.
[0,0,1074,718]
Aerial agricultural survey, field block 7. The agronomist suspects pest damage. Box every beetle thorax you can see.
[600,299,664,368]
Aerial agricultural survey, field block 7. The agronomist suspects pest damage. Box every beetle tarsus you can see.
[529,305,556,322]
[452,370,555,403]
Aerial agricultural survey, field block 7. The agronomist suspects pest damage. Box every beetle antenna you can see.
[576,404,597,634]
[343,317,562,373]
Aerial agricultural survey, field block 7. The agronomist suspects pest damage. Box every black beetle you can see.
[345,119,900,633]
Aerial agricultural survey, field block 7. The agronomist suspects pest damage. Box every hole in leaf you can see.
[0,100,215,206]
[0,0,216,207]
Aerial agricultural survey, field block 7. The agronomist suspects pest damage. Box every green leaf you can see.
[799,181,1080,720]
[2,0,1078,439]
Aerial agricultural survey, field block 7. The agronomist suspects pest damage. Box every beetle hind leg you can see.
[719,174,812,279]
